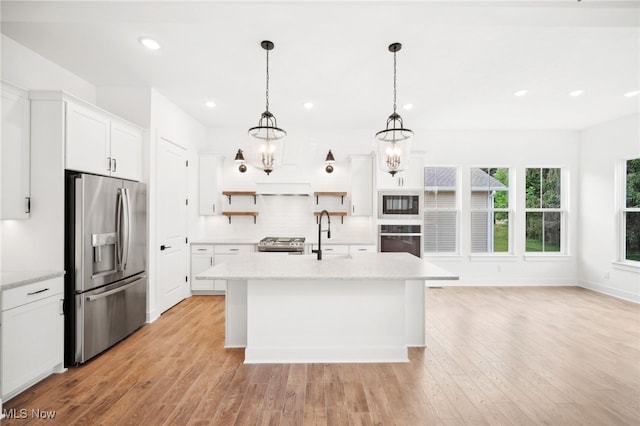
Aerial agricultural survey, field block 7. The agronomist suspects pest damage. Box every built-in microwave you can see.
[378,190,423,220]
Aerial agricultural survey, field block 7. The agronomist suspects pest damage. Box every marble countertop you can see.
[197,252,458,281]
[0,270,65,291]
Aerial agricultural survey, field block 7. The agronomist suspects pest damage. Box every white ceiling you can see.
[1,1,639,131]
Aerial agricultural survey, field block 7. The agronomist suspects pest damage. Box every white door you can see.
[156,137,188,314]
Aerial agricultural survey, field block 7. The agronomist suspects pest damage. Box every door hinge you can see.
[185,237,188,244]
[186,160,189,167]
[185,199,189,206]
[185,276,188,282]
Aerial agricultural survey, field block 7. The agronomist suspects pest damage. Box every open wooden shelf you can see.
[222,211,259,224]
[314,211,347,224]
[222,191,257,204]
[313,191,347,204]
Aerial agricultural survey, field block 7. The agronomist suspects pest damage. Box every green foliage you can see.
[526,167,560,208]
[492,168,509,209]
[627,158,640,208]
[626,159,640,261]
[493,220,509,252]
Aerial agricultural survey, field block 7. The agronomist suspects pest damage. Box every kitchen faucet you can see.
[312,210,331,260]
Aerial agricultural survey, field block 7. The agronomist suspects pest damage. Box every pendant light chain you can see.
[393,50,397,115]
[265,48,270,113]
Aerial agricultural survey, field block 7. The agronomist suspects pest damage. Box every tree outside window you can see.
[525,168,562,253]
[624,158,640,261]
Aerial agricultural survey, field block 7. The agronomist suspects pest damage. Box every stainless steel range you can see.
[258,237,306,253]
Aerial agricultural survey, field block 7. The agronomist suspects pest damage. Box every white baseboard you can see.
[578,280,640,303]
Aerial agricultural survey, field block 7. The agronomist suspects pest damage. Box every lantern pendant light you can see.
[248,40,287,175]
[375,42,413,177]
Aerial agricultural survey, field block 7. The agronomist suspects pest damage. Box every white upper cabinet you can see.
[198,154,221,216]
[377,154,424,189]
[65,100,110,175]
[110,120,142,181]
[1,82,31,219]
[350,154,373,216]
[65,96,142,181]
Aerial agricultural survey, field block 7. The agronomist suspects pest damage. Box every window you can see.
[623,158,640,262]
[525,168,563,253]
[424,167,458,253]
[471,168,510,253]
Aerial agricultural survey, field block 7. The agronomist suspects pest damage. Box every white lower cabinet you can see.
[191,244,255,294]
[191,245,214,291]
[213,245,255,291]
[1,277,64,401]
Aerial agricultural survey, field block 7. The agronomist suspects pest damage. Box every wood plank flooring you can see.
[3,286,639,425]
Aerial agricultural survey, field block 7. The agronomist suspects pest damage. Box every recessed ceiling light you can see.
[205,101,216,108]
[569,90,584,97]
[623,90,639,97]
[403,103,414,110]
[513,89,528,97]
[303,102,314,109]
[139,37,160,50]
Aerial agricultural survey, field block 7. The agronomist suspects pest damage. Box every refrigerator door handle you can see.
[85,276,145,302]
[122,188,131,270]
[116,188,124,270]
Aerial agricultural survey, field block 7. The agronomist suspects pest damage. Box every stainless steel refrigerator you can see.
[64,172,147,366]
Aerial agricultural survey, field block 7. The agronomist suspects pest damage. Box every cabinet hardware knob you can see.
[27,288,49,296]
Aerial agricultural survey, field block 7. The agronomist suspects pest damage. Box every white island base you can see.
[199,253,458,364]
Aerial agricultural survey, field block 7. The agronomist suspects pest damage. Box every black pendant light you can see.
[375,42,413,177]
[248,40,287,175]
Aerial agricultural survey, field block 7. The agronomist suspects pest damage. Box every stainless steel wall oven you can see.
[378,224,422,258]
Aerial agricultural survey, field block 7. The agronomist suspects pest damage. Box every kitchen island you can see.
[197,252,457,363]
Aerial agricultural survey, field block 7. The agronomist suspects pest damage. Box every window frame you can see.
[423,166,461,256]
[617,158,640,268]
[469,166,513,256]
[524,166,567,256]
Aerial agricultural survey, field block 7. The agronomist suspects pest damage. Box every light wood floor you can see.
[3,287,639,425]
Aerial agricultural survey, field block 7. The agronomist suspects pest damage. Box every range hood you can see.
[256,182,310,196]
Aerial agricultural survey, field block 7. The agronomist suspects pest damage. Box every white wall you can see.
[418,129,580,286]
[147,88,206,321]
[199,127,377,243]
[1,36,96,273]
[200,127,581,286]
[1,35,95,103]
[578,114,640,302]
